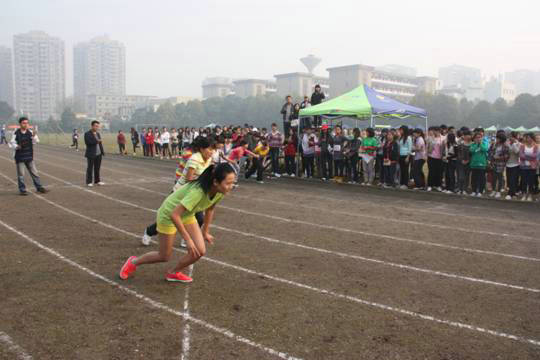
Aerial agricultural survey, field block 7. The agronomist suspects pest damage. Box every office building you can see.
[233,79,276,98]
[273,72,329,99]
[74,36,126,111]
[438,64,482,89]
[202,77,235,99]
[326,64,438,101]
[484,76,516,103]
[505,69,540,96]
[13,31,65,121]
[0,46,15,109]
[86,94,155,119]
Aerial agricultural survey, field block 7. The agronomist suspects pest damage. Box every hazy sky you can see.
[2,0,539,98]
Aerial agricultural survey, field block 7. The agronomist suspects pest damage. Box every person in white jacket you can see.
[160,127,171,159]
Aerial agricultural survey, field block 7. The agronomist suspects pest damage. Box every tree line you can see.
[1,91,539,133]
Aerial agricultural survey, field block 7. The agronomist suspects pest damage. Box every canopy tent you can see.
[514,126,528,132]
[503,126,514,132]
[485,125,498,132]
[528,126,540,132]
[298,84,428,128]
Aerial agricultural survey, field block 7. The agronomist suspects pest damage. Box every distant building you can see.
[202,77,234,99]
[0,46,15,109]
[505,69,540,96]
[438,64,482,89]
[376,64,417,77]
[87,94,156,119]
[145,96,199,111]
[326,64,438,101]
[13,31,65,121]
[484,76,516,103]
[274,72,329,99]
[74,36,126,112]
[233,79,276,98]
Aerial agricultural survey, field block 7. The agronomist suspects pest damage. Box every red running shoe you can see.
[119,256,137,280]
[165,272,193,283]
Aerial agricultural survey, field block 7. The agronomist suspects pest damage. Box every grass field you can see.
[0,143,539,359]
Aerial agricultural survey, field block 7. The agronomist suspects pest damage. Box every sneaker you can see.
[476,193,483,198]
[37,187,48,194]
[274,173,281,178]
[19,191,29,196]
[470,192,477,197]
[399,185,408,190]
[87,183,94,187]
[141,230,151,246]
[257,181,264,184]
[527,195,533,202]
[489,191,496,197]
[119,256,137,280]
[505,195,512,200]
[521,196,527,201]
[97,182,105,186]
[179,239,187,248]
[290,174,295,177]
[166,272,193,283]
[435,187,443,192]
[321,177,327,181]
[365,183,372,187]
[426,187,432,192]
[495,192,501,199]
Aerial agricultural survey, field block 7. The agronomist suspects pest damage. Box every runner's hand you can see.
[203,232,214,244]
[186,239,201,257]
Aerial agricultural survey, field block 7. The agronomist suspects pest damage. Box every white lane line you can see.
[230,194,540,243]
[0,183,538,350]
[180,265,194,360]
[29,147,539,227]
[104,176,540,264]
[0,331,33,360]
[21,168,540,292]
[0,219,301,360]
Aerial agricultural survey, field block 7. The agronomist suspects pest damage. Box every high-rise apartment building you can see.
[74,36,126,111]
[0,46,15,109]
[13,31,65,122]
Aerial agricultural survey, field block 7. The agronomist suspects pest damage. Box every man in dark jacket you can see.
[84,120,105,187]
[9,117,48,195]
[280,95,294,137]
[310,84,325,128]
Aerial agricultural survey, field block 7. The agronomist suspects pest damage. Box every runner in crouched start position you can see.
[120,163,236,283]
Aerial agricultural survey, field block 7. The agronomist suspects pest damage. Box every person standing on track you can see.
[117,130,127,155]
[130,127,139,156]
[70,129,79,151]
[0,125,7,144]
[84,120,105,187]
[8,116,48,196]
[120,163,236,283]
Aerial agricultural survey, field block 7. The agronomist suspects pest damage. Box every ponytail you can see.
[192,163,235,193]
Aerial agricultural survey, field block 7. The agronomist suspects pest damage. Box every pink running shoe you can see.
[119,256,137,280]
[165,272,193,283]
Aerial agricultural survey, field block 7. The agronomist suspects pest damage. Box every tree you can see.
[467,101,492,127]
[0,101,15,122]
[60,108,77,132]
[505,94,540,128]
[409,92,458,126]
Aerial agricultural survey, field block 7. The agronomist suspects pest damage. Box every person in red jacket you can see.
[283,130,297,176]
[117,130,127,155]
[145,128,155,157]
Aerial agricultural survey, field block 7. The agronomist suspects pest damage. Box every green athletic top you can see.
[156,183,224,226]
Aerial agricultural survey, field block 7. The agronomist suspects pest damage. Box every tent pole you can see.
[425,115,428,131]
[370,114,373,128]
[296,117,301,176]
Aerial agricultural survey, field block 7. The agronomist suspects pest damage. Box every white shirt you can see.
[160,131,170,144]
